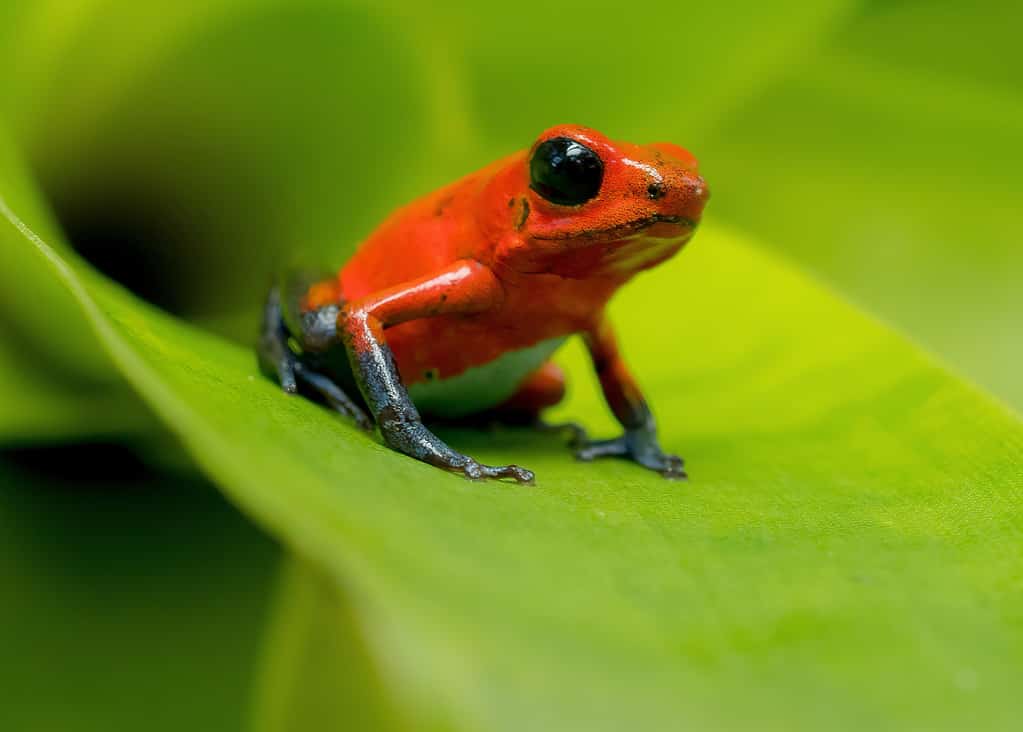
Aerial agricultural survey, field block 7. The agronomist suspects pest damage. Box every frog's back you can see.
[337,157,514,301]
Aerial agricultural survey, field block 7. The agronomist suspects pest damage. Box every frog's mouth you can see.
[634,214,698,241]
[532,214,698,243]
[598,214,699,247]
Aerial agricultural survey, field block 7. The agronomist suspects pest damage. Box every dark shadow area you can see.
[4,441,153,486]
[0,442,280,732]
[48,185,199,316]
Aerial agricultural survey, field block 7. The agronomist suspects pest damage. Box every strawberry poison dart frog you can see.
[259,125,708,484]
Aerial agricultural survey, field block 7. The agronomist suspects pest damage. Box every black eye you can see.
[529,137,604,206]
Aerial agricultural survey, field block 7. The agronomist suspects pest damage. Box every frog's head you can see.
[498,124,708,277]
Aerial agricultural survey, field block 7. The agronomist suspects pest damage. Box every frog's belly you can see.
[407,336,567,418]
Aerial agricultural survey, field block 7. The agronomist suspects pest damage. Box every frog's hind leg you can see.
[259,286,299,393]
[292,361,372,430]
[482,361,588,446]
[259,284,372,430]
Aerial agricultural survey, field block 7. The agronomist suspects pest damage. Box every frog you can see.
[259,124,709,485]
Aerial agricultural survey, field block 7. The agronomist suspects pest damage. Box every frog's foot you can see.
[260,287,372,431]
[259,287,299,393]
[382,419,535,485]
[575,428,686,480]
[456,458,536,485]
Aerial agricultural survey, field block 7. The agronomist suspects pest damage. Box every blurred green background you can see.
[3,1,1020,401]
[1,1,1020,730]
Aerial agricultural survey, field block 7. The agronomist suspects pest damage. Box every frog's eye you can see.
[529,137,604,206]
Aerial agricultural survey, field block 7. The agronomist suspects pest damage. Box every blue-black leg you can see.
[259,286,371,430]
[259,287,298,393]
[340,309,535,484]
[575,415,686,479]
[293,362,372,430]
[578,317,687,480]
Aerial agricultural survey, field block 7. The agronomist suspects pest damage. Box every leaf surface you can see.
[5,184,1022,729]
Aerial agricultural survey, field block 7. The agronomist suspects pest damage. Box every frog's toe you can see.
[488,464,536,485]
[263,350,297,394]
[644,452,687,480]
[258,332,298,394]
[627,448,687,480]
[576,435,687,480]
[459,459,535,485]
[278,365,298,394]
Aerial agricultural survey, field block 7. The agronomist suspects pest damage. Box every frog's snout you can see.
[644,142,709,226]
[651,169,708,233]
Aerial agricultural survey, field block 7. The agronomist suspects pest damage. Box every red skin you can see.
[332,125,707,392]
[281,124,708,482]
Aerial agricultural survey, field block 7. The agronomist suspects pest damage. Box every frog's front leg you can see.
[577,315,686,480]
[340,259,534,485]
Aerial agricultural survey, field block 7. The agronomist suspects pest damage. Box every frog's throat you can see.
[407,336,567,419]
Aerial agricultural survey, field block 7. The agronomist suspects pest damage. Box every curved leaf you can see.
[3,3,1022,730]
[5,183,1023,728]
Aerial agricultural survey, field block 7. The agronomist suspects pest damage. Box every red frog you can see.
[259,124,709,484]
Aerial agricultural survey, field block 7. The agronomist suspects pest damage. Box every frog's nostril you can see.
[694,178,710,205]
[668,173,708,222]
[683,173,709,204]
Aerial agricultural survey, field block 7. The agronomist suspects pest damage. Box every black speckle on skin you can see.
[647,181,666,200]
[424,368,439,381]
[434,194,455,217]
[515,198,530,230]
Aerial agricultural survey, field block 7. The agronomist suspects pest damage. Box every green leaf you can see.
[5,168,1023,728]
[0,128,154,442]
[251,558,436,732]
[4,3,1022,730]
